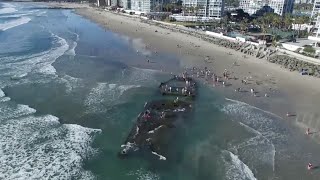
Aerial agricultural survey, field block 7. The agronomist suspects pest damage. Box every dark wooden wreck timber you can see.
[159,75,196,97]
[118,99,192,160]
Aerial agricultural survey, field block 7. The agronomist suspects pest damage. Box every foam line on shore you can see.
[2,32,69,76]
[238,122,276,172]
[225,98,283,120]
[0,88,5,97]
[0,17,31,31]
[222,150,257,180]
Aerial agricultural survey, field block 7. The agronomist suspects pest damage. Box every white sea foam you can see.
[36,34,69,75]
[0,114,101,180]
[225,98,283,119]
[0,10,39,18]
[0,17,31,31]
[59,74,84,93]
[0,7,17,14]
[3,33,69,76]
[2,3,16,8]
[85,83,140,113]
[0,103,36,122]
[127,169,160,180]
[0,97,10,102]
[66,31,79,56]
[0,88,4,97]
[66,41,77,56]
[222,150,257,180]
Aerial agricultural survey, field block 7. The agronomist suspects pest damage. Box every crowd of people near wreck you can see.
[159,66,262,98]
[159,73,196,96]
[160,67,262,97]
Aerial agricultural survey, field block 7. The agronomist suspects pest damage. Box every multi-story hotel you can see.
[239,0,294,16]
[309,0,320,41]
[130,0,153,12]
[182,0,224,18]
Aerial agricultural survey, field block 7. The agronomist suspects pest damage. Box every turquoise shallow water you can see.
[2,2,320,180]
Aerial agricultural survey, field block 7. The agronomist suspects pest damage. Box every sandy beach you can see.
[41,2,320,178]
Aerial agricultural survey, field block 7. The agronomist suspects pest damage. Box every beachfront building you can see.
[182,0,224,18]
[106,0,118,6]
[129,0,167,13]
[239,0,294,16]
[296,0,314,4]
[309,0,320,41]
[96,0,107,6]
[130,0,152,12]
[121,0,131,8]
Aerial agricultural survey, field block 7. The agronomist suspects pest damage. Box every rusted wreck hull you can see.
[118,99,192,160]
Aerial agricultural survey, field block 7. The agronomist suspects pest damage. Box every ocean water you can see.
[2,2,320,180]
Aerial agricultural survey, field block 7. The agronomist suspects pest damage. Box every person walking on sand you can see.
[250,88,255,95]
[306,128,310,135]
[308,163,314,170]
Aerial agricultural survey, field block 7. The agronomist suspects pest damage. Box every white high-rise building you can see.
[309,0,320,40]
[182,0,224,18]
[131,0,153,12]
[106,0,118,6]
[239,0,294,16]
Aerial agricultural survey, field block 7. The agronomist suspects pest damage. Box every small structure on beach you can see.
[118,99,192,160]
[159,75,196,97]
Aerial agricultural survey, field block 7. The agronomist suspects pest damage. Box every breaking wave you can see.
[84,82,140,113]
[2,33,69,76]
[0,99,101,180]
[0,88,4,97]
[222,150,257,180]
[59,74,84,93]
[0,10,39,18]
[0,17,31,31]
[0,3,17,14]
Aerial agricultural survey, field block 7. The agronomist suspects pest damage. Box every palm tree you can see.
[284,14,293,31]
[240,18,248,33]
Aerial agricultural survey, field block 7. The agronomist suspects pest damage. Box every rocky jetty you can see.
[268,55,320,77]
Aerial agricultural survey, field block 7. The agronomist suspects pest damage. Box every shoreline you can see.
[69,5,318,127]
[39,1,320,141]
[73,6,320,142]
[44,3,320,139]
